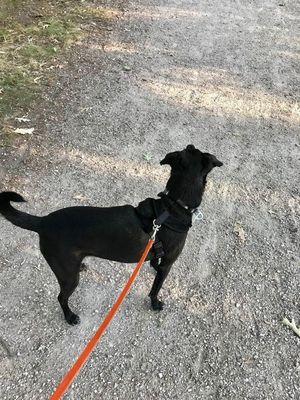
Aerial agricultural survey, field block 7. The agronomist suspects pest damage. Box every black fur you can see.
[0,145,222,325]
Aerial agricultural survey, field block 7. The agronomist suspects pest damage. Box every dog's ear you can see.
[160,151,188,169]
[213,158,223,167]
[202,153,223,171]
[160,151,177,166]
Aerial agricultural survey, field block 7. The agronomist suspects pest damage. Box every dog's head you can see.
[160,144,223,176]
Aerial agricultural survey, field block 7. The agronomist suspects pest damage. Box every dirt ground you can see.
[0,0,299,399]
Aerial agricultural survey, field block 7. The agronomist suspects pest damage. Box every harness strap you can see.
[154,210,170,226]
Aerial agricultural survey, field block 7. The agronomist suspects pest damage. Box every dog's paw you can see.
[151,298,164,311]
[66,313,80,325]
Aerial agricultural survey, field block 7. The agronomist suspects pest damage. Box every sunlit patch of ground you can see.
[142,67,300,124]
[103,42,138,54]
[51,147,297,210]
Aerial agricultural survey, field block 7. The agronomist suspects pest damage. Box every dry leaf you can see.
[73,194,88,202]
[15,116,30,122]
[14,128,35,135]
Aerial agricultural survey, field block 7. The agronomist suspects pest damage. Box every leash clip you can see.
[151,220,161,240]
[150,210,170,240]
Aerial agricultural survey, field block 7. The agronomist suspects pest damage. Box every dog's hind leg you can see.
[57,274,80,325]
[39,242,82,325]
[149,259,174,311]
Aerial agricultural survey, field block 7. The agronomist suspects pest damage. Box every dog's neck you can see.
[165,173,207,210]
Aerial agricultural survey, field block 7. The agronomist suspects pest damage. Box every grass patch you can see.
[0,1,83,121]
[0,71,37,115]
[0,0,113,144]
[19,43,58,59]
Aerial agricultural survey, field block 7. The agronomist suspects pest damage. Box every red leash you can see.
[50,237,155,400]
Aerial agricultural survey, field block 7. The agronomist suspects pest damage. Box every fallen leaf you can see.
[73,194,88,202]
[14,128,35,135]
[15,116,30,122]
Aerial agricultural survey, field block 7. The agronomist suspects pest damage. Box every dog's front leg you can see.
[149,261,173,311]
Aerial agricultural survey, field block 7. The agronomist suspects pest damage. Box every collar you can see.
[158,189,199,214]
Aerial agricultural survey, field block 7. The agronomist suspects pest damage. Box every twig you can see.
[282,317,300,338]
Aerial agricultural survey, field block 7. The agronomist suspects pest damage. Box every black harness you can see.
[136,197,192,234]
[135,191,200,261]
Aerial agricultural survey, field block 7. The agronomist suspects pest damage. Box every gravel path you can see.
[0,0,299,399]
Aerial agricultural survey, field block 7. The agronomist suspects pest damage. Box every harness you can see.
[135,191,203,261]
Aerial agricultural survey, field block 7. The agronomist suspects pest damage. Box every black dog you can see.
[0,145,222,325]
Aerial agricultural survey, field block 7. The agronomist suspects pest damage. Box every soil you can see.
[0,0,299,399]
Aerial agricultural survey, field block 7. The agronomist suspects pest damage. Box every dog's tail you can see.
[0,191,41,233]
